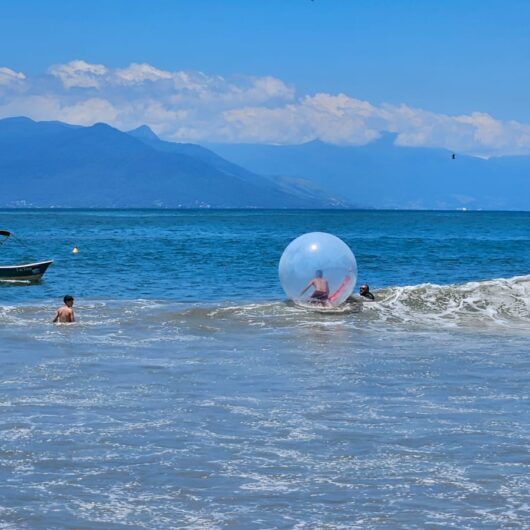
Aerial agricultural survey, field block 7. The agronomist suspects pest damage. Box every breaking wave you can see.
[368,274,530,330]
[2,274,530,335]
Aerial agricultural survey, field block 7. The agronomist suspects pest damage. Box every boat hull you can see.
[0,260,53,282]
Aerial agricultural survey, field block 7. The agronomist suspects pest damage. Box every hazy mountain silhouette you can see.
[209,135,530,209]
[0,118,347,208]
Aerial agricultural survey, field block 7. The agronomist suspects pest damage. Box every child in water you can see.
[53,295,75,323]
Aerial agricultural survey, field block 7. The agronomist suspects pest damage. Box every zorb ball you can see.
[279,232,357,307]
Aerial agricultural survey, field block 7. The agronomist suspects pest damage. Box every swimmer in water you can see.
[53,295,75,323]
[359,284,375,301]
[301,270,329,303]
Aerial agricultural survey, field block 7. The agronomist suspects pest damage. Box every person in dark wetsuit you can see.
[301,269,329,303]
[359,284,375,301]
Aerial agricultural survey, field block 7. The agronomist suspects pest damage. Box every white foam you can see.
[366,274,530,330]
[2,274,530,337]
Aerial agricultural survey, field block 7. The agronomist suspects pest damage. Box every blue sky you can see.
[1,0,530,154]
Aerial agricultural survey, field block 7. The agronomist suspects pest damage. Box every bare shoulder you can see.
[54,305,75,323]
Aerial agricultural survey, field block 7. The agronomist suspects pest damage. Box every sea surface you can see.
[1,209,529,529]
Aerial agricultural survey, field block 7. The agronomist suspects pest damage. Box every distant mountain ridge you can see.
[0,117,347,208]
[8,116,530,210]
[209,136,530,210]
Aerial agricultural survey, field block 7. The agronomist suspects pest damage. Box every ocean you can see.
[1,209,529,529]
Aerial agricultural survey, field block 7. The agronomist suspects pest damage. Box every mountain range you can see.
[209,135,530,210]
[0,117,346,208]
[4,116,530,209]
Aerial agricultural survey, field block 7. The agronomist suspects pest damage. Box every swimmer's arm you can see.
[70,309,75,323]
[300,279,315,296]
[52,311,59,323]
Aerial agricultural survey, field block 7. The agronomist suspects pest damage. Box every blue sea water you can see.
[1,209,530,529]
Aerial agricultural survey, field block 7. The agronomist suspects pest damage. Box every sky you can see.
[2,0,530,155]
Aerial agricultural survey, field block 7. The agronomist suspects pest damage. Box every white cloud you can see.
[221,95,530,156]
[3,60,530,156]
[58,98,119,125]
[222,94,381,145]
[49,60,108,89]
[0,95,118,126]
[244,76,295,103]
[114,63,173,85]
[0,67,26,86]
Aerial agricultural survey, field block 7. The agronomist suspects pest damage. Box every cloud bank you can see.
[1,59,530,156]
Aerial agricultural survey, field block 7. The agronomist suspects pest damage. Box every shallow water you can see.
[1,210,530,529]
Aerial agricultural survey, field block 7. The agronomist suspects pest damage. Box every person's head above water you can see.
[359,284,375,301]
[315,270,323,278]
[63,295,74,306]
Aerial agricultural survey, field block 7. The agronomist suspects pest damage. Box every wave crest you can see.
[367,274,530,329]
[2,275,530,334]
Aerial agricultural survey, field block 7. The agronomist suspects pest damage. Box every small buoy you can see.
[72,247,79,254]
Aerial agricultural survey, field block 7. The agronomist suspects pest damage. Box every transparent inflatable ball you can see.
[279,232,357,307]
